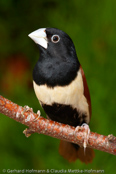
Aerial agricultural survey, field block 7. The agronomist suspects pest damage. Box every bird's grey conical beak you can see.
[28,28,48,49]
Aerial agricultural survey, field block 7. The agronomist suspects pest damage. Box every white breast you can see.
[33,69,90,123]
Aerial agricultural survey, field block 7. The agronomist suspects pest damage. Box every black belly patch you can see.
[42,103,87,127]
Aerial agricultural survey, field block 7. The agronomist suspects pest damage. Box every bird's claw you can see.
[22,105,40,122]
[75,123,90,152]
[33,110,41,122]
[22,105,33,117]
[81,123,90,153]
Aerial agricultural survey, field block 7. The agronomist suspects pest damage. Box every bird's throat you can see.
[33,57,80,87]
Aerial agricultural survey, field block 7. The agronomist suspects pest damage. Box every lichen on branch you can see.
[0,95,116,156]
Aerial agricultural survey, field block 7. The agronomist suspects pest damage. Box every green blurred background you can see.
[0,0,116,173]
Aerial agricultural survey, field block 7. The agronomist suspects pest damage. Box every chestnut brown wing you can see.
[80,66,92,118]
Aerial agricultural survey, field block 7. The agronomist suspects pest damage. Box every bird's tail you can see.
[59,140,95,164]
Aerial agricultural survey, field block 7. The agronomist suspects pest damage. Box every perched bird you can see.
[28,28,94,163]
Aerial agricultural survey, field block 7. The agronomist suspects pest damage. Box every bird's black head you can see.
[29,28,80,87]
[45,28,77,60]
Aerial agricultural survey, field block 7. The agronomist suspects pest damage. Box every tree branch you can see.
[0,95,116,155]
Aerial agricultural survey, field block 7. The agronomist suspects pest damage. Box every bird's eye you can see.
[51,35,60,43]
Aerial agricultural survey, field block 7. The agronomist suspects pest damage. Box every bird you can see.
[28,28,95,164]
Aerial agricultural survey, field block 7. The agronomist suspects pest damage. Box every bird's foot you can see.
[21,105,41,122]
[23,108,41,137]
[75,123,90,153]
[81,123,90,152]
[22,105,33,117]
[33,110,41,121]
